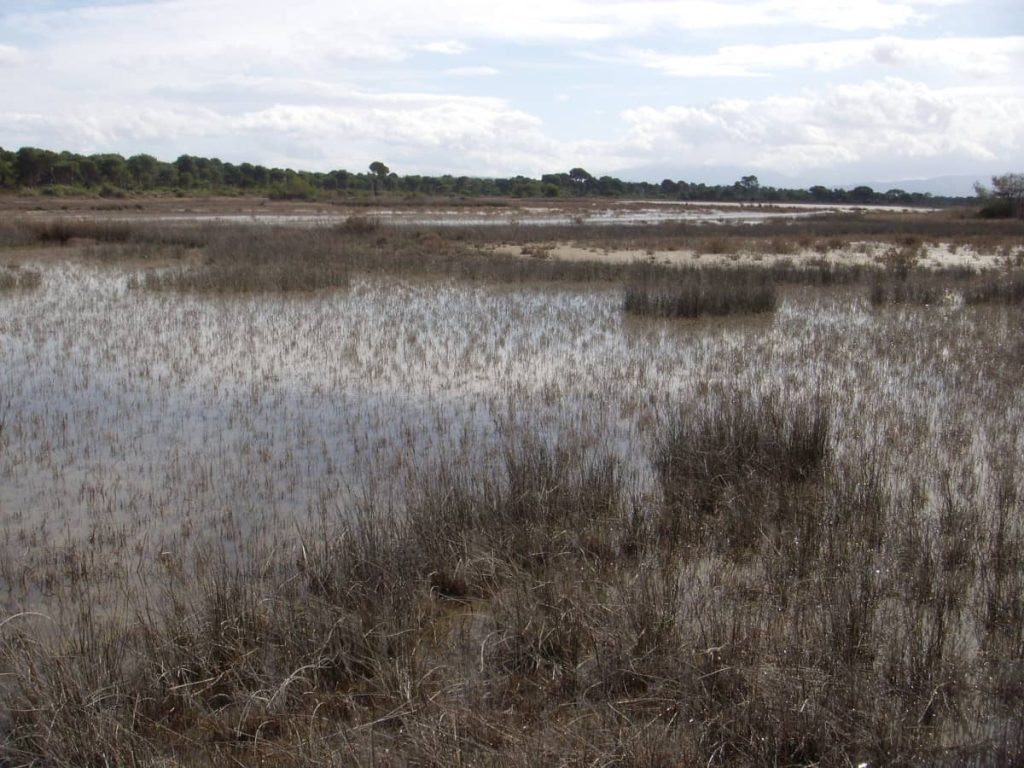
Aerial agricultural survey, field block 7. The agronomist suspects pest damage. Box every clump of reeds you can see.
[869,276,948,307]
[138,226,351,293]
[694,235,742,256]
[877,242,922,279]
[867,265,1020,307]
[654,386,830,548]
[334,215,380,235]
[624,269,777,318]
[0,218,209,253]
[0,265,42,291]
[965,272,1024,305]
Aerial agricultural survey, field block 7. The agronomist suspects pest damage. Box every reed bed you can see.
[624,274,778,318]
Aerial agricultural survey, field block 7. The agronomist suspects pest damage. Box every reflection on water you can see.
[0,263,1001,612]
[0,269,690,554]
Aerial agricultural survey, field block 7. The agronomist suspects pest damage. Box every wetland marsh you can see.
[0,203,1023,765]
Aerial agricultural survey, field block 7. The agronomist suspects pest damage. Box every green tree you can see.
[77,158,101,187]
[15,147,52,186]
[369,161,390,195]
[738,175,760,191]
[155,165,179,188]
[568,167,593,195]
[95,154,128,187]
[991,173,1024,218]
[850,185,875,204]
[269,174,316,200]
[127,154,159,188]
[49,153,81,186]
[175,155,196,179]
[809,185,831,202]
[541,173,570,192]
[0,155,14,188]
[597,176,624,196]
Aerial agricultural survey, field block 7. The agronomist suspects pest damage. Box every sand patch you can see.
[492,241,1009,271]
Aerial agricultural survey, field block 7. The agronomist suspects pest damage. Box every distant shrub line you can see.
[2,145,975,206]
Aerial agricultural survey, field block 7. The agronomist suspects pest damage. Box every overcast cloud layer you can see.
[1,0,1022,189]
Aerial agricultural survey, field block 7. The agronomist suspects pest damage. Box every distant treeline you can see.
[0,146,972,206]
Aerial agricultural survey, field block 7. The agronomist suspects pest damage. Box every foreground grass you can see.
[2,392,1021,765]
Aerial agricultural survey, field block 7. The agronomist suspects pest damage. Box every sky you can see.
[1,0,1022,191]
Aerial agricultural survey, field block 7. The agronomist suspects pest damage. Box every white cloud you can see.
[613,35,1024,78]
[0,105,224,148]
[0,92,562,176]
[236,99,551,161]
[0,44,23,66]
[1,0,1017,183]
[419,41,470,55]
[755,0,919,31]
[615,78,1024,175]
[4,74,1020,180]
[444,66,500,77]
[1,0,973,65]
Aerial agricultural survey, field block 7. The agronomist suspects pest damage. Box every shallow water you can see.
[0,268,685,548]
[1,263,1016,611]
[19,200,929,228]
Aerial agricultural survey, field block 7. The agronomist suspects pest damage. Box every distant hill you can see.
[849,175,986,198]
[616,164,984,199]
